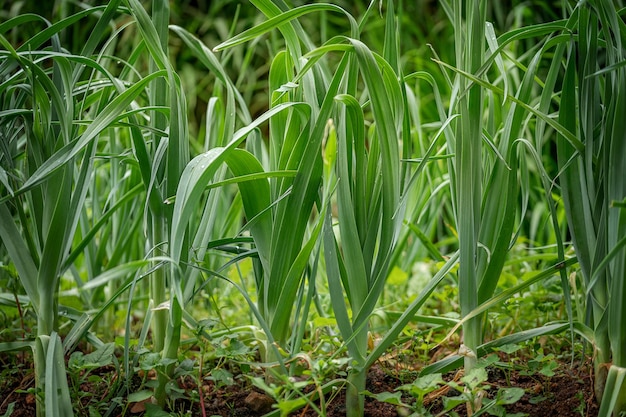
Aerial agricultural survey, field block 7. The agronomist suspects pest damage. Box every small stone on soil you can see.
[244,391,275,413]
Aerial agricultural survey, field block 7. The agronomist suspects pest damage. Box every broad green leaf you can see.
[0,204,40,311]
[496,387,525,405]
[128,390,153,403]
[43,333,74,417]
[224,149,272,269]
[0,341,35,353]
[170,101,308,264]
[399,373,445,399]
[81,343,115,368]
[21,70,168,191]
[462,367,488,390]
[214,4,357,52]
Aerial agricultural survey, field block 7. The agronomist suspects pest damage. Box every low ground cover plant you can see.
[1,0,625,416]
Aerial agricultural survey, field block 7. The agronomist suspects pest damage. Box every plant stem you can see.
[346,367,366,417]
[150,220,168,354]
[454,0,485,374]
[155,297,182,405]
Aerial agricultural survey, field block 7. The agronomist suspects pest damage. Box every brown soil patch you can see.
[0,353,598,416]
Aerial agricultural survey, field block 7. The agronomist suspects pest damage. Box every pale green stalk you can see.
[593,2,626,412]
[209,3,361,371]
[315,2,409,414]
[514,1,626,413]
[144,0,175,403]
[550,1,626,414]
[437,6,580,415]
[0,4,148,415]
[448,0,485,375]
[122,0,192,405]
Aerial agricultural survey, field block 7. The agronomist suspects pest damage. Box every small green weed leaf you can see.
[462,367,488,390]
[165,381,186,399]
[362,390,405,406]
[539,361,558,377]
[416,373,446,391]
[399,373,444,397]
[442,395,466,411]
[249,376,277,397]
[276,397,307,414]
[87,406,102,417]
[485,404,506,417]
[530,394,547,404]
[89,406,102,417]
[68,352,85,369]
[209,368,234,386]
[1,402,15,417]
[81,343,114,368]
[476,354,499,368]
[174,359,195,378]
[196,318,218,332]
[127,390,153,403]
[226,338,250,356]
[496,387,525,405]
[138,352,162,371]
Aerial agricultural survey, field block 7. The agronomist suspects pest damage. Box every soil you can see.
[0,352,599,417]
